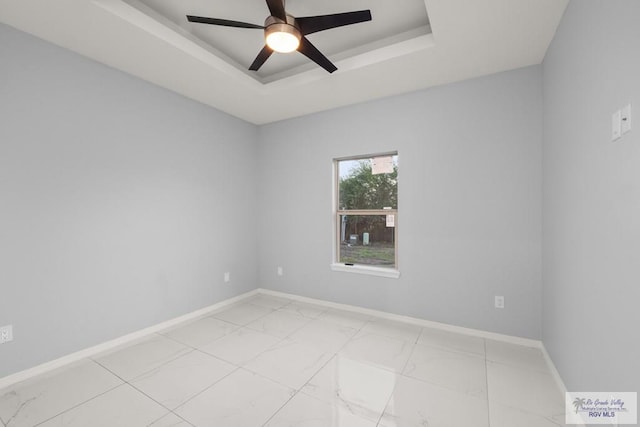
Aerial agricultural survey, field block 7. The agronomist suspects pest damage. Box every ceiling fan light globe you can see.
[265,21,301,53]
[266,32,299,52]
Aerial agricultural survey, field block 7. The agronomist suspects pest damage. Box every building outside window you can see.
[333,153,398,277]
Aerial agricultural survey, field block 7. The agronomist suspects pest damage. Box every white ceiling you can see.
[136,0,431,80]
[0,0,568,125]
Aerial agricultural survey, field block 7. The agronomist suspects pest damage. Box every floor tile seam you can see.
[333,350,408,378]
[303,317,360,336]
[163,312,238,333]
[315,313,371,331]
[354,328,425,350]
[126,364,240,418]
[286,324,358,354]
[88,331,189,364]
[358,330,422,345]
[210,305,277,328]
[159,316,242,344]
[281,315,315,338]
[485,358,555,376]
[277,303,329,319]
[239,336,306,367]
[240,344,330,391]
[185,348,247,372]
[318,318,366,334]
[115,347,196,384]
[333,327,361,354]
[398,335,419,376]
[484,338,492,427]
[292,353,395,422]
[364,333,423,345]
[275,334,345,362]
[182,322,264,352]
[409,341,488,363]
[259,351,337,427]
[169,365,243,415]
[242,316,313,341]
[194,324,284,352]
[259,388,299,427]
[339,328,415,371]
[31,381,124,427]
[487,398,568,424]
[485,354,549,370]
[90,358,131,384]
[395,371,488,400]
[374,372,399,427]
[296,388,382,425]
[157,333,205,352]
[147,411,195,427]
[413,340,487,358]
[197,344,284,370]
[241,302,281,314]
[247,303,290,311]
[507,401,570,425]
[247,300,292,311]
[85,332,165,363]
[161,329,269,363]
[125,378,191,414]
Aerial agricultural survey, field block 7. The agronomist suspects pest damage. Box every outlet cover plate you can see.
[0,325,13,344]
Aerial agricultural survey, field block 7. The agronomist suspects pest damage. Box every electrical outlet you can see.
[277,266,283,276]
[224,272,230,283]
[0,325,13,344]
[495,296,505,309]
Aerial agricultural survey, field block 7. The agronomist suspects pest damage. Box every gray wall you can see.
[258,66,543,339]
[0,23,259,378]
[542,0,640,392]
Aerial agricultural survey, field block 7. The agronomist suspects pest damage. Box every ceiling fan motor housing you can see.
[264,15,301,52]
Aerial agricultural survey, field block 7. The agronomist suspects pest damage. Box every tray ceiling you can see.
[135,0,431,81]
[0,0,568,124]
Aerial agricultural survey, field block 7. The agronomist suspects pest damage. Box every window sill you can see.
[330,263,401,279]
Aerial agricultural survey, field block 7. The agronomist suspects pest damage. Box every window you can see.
[333,153,399,278]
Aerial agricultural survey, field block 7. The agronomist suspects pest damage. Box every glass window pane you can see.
[339,215,395,268]
[338,155,398,210]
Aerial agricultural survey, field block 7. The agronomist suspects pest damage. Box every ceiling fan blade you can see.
[186,15,264,29]
[297,37,337,73]
[249,45,274,71]
[265,0,287,21]
[296,10,372,35]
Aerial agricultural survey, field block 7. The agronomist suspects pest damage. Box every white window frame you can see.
[331,152,400,279]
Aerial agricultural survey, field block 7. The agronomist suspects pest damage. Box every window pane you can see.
[338,155,398,210]
[339,215,395,268]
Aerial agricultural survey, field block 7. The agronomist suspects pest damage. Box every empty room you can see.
[0,0,638,426]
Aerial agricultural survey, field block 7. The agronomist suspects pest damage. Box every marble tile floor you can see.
[0,294,570,426]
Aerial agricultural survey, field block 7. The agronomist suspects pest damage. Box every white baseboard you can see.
[1,286,569,401]
[257,288,542,348]
[0,289,258,391]
[540,344,568,394]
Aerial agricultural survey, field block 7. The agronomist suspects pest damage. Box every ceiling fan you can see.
[186,0,372,73]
